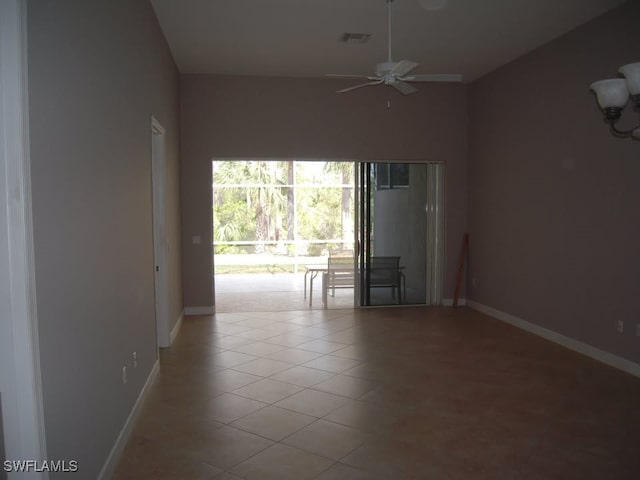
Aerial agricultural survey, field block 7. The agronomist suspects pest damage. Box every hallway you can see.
[114,307,640,479]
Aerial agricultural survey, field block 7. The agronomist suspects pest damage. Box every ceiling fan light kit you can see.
[590,62,640,140]
[340,33,372,44]
[326,0,462,96]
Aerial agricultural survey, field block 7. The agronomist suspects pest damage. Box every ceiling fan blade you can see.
[337,79,384,93]
[390,60,419,77]
[325,74,377,80]
[400,73,463,82]
[393,81,419,95]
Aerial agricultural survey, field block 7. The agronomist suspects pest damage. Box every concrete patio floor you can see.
[214,273,355,313]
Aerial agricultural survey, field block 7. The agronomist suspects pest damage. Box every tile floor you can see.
[113,307,640,479]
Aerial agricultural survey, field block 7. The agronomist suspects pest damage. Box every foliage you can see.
[212,161,354,254]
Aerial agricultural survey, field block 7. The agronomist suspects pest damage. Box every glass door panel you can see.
[356,162,443,306]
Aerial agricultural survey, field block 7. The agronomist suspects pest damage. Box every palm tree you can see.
[323,162,354,248]
[286,160,295,254]
[213,160,287,253]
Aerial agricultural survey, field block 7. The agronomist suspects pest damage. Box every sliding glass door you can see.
[356,162,444,307]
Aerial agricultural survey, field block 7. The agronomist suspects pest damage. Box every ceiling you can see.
[150,0,625,83]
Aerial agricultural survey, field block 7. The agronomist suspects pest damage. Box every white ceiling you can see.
[150,0,625,83]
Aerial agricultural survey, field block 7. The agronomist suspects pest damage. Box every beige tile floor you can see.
[114,307,640,479]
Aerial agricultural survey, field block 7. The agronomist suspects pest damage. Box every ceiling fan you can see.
[326,0,462,95]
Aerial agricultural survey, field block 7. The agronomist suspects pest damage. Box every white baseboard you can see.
[170,312,183,345]
[467,300,640,379]
[442,298,466,307]
[97,359,160,480]
[184,306,215,315]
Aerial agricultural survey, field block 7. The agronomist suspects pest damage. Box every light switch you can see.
[192,235,201,244]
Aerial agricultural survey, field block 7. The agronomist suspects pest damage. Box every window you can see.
[374,163,409,190]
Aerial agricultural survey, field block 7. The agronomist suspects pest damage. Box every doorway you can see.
[357,162,444,306]
[212,160,444,312]
[151,117,170,347]
[212,160,355,312]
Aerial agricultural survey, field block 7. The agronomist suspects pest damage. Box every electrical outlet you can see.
[122,366,127,384]
[132,352,138,368]
[616,320,624,334]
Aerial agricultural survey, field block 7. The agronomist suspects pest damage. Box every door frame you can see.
[0,0,49,475]
[425,162,445,305]
[354,161,445,307]
[151,117,170,348]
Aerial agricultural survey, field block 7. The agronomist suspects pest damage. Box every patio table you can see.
[304,265,327,306]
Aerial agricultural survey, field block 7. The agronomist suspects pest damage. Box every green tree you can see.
[213,161,354,256]
[323,162,354,246]
[213,161,288,253]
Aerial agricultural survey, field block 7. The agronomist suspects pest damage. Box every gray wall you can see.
[468,1,640,365]
[27,0,181,477]
[180,75,468,308]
